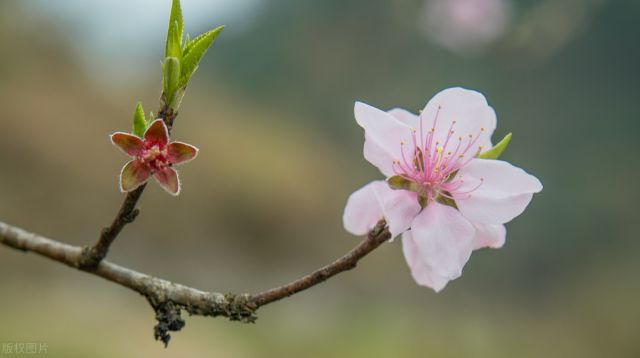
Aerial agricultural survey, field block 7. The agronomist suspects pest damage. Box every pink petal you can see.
[343,181,382,236]
[455,158,542,224]
[111,132,144,157]
[471,222,506,250]
[120,160,152,192]
[459,159,542,194]
[154,167,180,196]
[401,231,450,292]
[388,108,420,128]
[144,119,169,147]
[410,202,475,281]
[354,102,414,177]
[343,181,421,238]
[420,87,497,153]
[167,141,198,165]
[371,181,421,239]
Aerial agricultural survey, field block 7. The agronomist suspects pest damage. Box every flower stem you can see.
[79,102,177,269]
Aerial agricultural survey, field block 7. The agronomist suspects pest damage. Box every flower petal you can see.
[410,202,475,280]
[372,181,421,238]
[167,141,199,165]
[154,167,180,196]
[388,108,420,128]
[144,119,169,147]
[420,87,497,154]
[402,231,451,292]
[111,132,144,157]
[455,158,542,224]
[471,222,506,250]
[343,181,382,236]
[354,102,414,177]
[343,181,421,238]
[120,160,152,192]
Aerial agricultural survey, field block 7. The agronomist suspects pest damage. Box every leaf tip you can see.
[478,132,512,160]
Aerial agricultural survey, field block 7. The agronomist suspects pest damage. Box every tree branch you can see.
[251,220,390,306]
[0,220,255,345]
[79,104,177,269]
[0,219,390,345]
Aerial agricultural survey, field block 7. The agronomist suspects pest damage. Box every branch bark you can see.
[251,220,391,306]
[0,219,390,345]
[79,104,177,269]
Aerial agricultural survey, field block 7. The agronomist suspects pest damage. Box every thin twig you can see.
[0,220,255,345]
[0,219,390,344]
[79,104,177,269]
[251,220,390,306]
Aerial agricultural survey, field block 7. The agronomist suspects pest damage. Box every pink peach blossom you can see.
[421,0,513,55]
[110,119,198,196]
[343,88,541,291]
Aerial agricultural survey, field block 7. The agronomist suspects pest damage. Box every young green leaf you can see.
[184,34,191,49]
[165,0,183,58]
[132,102,146,137]
[166,21,182,59]
[162,56,181,108]
[147,112,155,124]
[478,132,512,159]
[182,26,222,57]
[179,26,224,87]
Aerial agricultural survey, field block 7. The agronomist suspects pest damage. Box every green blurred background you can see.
[1,0,638,356]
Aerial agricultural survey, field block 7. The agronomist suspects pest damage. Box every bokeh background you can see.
[1,0,638,357]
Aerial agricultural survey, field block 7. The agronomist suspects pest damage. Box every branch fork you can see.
[0,2,392,343]
[1,216,390,345]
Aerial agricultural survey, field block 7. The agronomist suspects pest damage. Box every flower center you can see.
[392,106,484,202]
[139,144,169,171]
